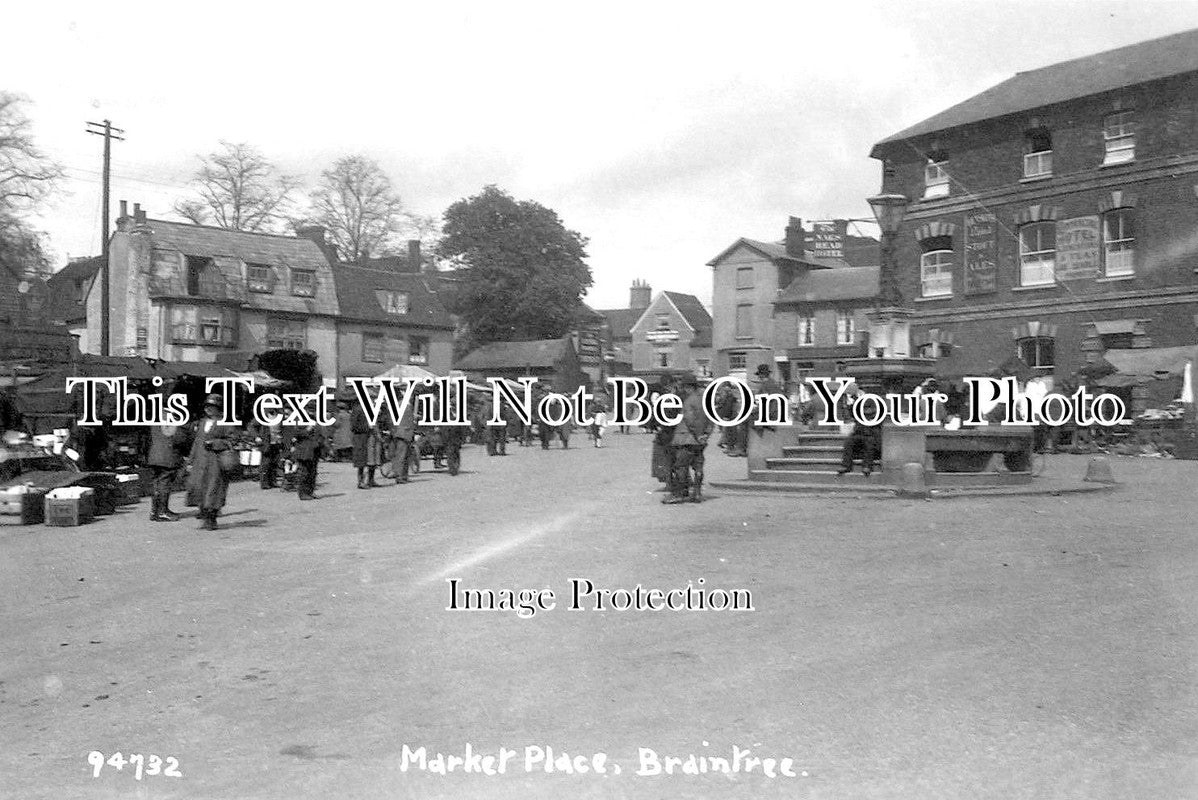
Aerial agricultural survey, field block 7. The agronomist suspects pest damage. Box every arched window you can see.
[1017,337,1055,372]
[1103,208,1135,277]
[1019,222,1056,286]
[919,234,953,298]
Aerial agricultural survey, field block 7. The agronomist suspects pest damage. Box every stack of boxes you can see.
[0,486,48,526]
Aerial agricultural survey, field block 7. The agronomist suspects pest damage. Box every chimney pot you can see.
[785,216,804,258]
[629,279,652,311]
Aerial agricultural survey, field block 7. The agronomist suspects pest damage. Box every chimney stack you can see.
[784,216,804,258]
[629,279,651,311]
[296,224,338,263]
[407,239,425,273]
[116,200,131,232]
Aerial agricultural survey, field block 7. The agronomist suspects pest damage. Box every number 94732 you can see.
[87,751,182,780]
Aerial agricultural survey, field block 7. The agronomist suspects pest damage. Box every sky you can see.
[5,1,1198,311]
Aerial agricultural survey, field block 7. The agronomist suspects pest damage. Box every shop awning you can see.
[1103,346,1196,378]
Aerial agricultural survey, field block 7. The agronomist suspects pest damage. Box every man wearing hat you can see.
[188,393,235,530]
[147,386,192,522]
[664,374,714,504]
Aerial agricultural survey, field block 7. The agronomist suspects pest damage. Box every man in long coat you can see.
[350,399,385,489]
[147,416,191,522]
[389,394,418,484]
[188,394,235,530]
[664,375,714,504]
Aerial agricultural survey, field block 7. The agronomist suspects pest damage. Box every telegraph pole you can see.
[85,119,124,356]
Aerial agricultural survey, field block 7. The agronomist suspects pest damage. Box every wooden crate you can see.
[0,489,48,526]
[45,494,95,527]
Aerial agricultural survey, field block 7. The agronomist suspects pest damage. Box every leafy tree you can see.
[173,141,298,232]
[439,185,591,349]
[304,156,404,263]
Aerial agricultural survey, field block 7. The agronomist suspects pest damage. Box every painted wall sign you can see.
[1056,215,1101,281]
[964,212,997,294]
[811,221,844,261]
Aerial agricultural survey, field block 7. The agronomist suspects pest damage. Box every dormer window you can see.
[1103,111,1135,165]
[186,256,225,299]
[1024,129,1053,178]
[376,290,409,315]
[923,152,949,199]
[290,269,315,297]
[246,263,275,293]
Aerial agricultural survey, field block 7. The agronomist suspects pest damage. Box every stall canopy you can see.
[1100,346,1197,380]
[13,356,241,420]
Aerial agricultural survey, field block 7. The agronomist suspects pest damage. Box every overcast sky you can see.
[6,1,1198,310]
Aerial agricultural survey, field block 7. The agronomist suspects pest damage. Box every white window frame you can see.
[924,159,950,198]
[1103,209,1135,277]
[728,351,747,371]
[1018,337,1055,371]
[408,336,429,365]
[920,250,953,297]
[1023,150,1053,178]
[1019,222,1056,287]
[1103,112,1135,165]
[290,269,316,297]
[797,314,815,347]
[377,290,409,315]
[246,263,275,294]
[835,311,855,346]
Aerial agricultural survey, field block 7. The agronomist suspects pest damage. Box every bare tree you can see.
[174,141,299,232]
[0,92,61,214]
[306,156,404,263]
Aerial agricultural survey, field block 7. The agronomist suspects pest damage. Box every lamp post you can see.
[867,192,910,310]
[862,192,913,361]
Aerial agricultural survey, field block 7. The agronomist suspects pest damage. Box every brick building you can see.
[707,218,879,379]
[871,28,1198,407]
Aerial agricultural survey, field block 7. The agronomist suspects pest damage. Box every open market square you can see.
[1,433,1195,799]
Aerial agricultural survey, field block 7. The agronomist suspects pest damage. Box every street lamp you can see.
[867,192,910,309]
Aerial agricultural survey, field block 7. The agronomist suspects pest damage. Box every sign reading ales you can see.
[964,212,997,294]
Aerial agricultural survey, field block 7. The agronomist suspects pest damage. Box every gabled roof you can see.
[331,263,454,329]
[49,256,102,285]
[706,238,812,267]
[662,291,713,348]
[872,27,1198,153]
[776,266,880,304]
[707,236,878,270]
[456,337,573,371]
[45,256,102,324]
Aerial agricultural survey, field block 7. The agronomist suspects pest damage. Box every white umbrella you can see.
[373,364,437,382]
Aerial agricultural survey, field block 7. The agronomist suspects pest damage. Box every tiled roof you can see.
[776,266,880,303]
[45,256,102,324]
[661,291,713,348]
[873,27,1198,152]
[331,263,454,329]
[456,337,571,370]
[595,307,640,340]
[142,219,339,317]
